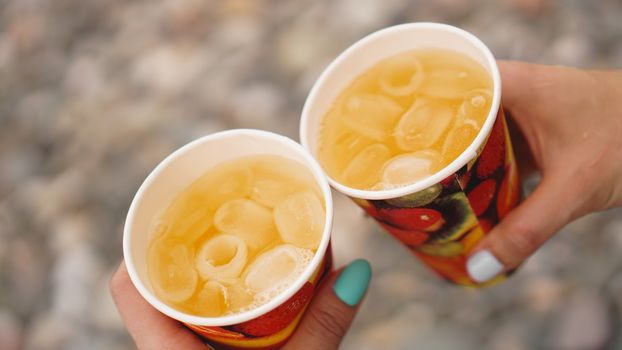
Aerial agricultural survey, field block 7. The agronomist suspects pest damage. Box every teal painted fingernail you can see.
[333,259,372,307]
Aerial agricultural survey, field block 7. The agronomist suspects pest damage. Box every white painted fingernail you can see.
[467,250,504,283]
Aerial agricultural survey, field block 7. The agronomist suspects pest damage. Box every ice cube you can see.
[149,240,198,303]
[250,159,318,208]
[273,191,325,250]
[195,234,248,280]
[379,56,425,96]
[442,124,480,165]
[341,143,391,189]
[393,98,454,151]
[381,151,440,187]
[334,129,370,152]
[191,280,228,317]
[457,88,491,126]
[370,182,387,191]
[243,244,314,295]
[191,165,253,211]
[420,69,476,100]
[162,208,213,243]
[251,178,296,208]
[225,280,254,314]
[340,93,404,142]
[419,56,491,100]
[319,127,374,180]
[214,199,278,252]
[332,130,373,168]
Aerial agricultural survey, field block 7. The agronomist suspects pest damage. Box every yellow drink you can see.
[147,155,325,317]
[318,48,493,190]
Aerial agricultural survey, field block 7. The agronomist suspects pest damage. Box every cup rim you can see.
[299,22,501,200]
[123,128,334,326]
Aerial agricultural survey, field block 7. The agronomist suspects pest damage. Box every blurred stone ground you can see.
[1,0,621,349]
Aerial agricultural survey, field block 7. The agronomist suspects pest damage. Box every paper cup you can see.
[123,129,333,349]
[300,23,520,286]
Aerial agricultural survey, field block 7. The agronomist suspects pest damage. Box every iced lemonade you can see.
[147,155,325,317]
[318,48,493,190]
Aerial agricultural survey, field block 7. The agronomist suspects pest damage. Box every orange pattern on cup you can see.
[185,246,333,349]
[354,110,520,286]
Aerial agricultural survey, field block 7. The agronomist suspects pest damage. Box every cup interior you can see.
[300,22,501,200]
[123,129,333,326]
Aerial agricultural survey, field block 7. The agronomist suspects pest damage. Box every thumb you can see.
[497,60,549,115]
[284,259,371,350]
[466,175,580,283]
[498,60,534,111]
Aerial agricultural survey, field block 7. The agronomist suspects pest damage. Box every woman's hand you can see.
[467,61,622,282]
[110,259,371,350]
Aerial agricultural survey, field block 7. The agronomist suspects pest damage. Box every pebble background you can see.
[1,0,622,349]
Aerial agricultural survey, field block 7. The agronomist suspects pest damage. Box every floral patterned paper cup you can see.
[300,23,520,286]
[123,129,333,349]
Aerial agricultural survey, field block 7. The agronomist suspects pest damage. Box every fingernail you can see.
[333,259,372,307]
[201,338,216,349]
[467,250,504,283]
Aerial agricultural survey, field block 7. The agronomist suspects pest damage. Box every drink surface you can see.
[318,48,493,190]
[147,155,325,317]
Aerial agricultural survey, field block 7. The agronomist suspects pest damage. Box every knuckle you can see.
[109,266,128,297]
[303,303,349,345]
[505,223,540,258]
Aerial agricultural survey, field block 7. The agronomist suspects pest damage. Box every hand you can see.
[467,61,622,283]
[110,259,371,350]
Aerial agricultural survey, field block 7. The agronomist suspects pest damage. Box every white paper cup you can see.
[123,129,333,348]
[300,23,520,286]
